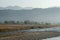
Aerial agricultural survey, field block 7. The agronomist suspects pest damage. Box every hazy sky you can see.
[0,0,60,8]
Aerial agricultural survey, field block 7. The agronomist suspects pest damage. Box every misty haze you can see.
[0,0,60,40]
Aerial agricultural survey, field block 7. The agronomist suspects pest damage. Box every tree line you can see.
[0,20,51,25]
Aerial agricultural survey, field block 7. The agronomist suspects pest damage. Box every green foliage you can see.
[4,21,15,24]
[0,20,51,25]
[16,21,20,24]
[4,21,8,24]
[24,20,30,24]
[45,23,51,25]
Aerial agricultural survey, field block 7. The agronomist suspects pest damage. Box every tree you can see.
[45,23,51,25]
[24,20,30,24]
[16,21,20,24]
[4,21,8,24]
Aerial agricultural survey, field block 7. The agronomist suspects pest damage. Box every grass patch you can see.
[0,24,59,32]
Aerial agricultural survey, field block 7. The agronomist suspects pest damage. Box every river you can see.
[0,27,60,34]
[0,27,60,40]
[43,36,60,40]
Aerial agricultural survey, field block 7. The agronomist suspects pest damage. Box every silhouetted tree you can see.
[45,23,51,25]
[4,21,8,24]
[24,20,30,24]
[16,21,20,24]
[9,21,15,24]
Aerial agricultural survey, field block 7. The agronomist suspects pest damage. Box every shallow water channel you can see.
[43,36,60,40]
[0,27,60,34]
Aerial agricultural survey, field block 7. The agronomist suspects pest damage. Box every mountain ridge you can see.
[0,6,33,10]
[0,7,60,23]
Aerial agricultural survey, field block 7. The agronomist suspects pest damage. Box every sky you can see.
[0,0,60,8]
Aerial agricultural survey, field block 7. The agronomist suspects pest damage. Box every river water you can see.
[0,27,60,34]
[42,36,60,40]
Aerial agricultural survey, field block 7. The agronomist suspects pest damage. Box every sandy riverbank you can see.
[0,31,60,40]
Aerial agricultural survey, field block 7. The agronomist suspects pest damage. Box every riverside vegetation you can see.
[0,20,52,32]
[0,20,60,40]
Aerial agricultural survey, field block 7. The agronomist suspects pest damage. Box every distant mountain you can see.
[0,6,33,10]
[0,7,6,10]
[5,6,22,10]
[23,7,33,10]
[0,7,60,23]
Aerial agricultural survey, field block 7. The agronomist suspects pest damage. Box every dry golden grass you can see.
[0,24,60,40]
[0,24,59,32]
